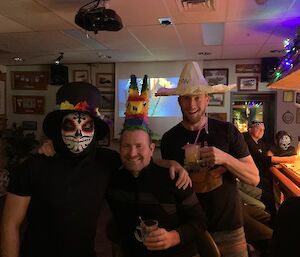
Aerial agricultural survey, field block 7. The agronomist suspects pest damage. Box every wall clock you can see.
[282,111,294,124]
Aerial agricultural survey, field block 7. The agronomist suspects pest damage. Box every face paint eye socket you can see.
[62,119,76,131]
[82,121,94,132]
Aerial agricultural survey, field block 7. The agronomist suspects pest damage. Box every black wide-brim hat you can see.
[43,82,109,140]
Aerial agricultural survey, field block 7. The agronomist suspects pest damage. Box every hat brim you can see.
[155,84,236,96]
[43,110,109,140]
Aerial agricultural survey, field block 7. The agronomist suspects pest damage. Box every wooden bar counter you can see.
[270,163,300,199]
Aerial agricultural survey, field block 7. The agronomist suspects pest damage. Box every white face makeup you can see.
[61,112,95,153]
[279,135,291,151]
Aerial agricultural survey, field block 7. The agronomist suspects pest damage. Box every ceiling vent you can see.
[177,0,215,11]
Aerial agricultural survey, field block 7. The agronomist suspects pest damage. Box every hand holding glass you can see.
[134,219,158,242]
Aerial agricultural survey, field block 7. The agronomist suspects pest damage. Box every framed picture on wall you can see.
[99,92,115,110]
[73,70,89,82]
[235,64,261,73]
[296,92,300,107]
[0,81,5,115]
[11,71,48,90]
[208,112,227,122]
[97,134,110,147]
[12,95,45,114]
[296,108,300,124]
[208,93,224,106]
[101,110,114,130]
[283,91,294,102]
[96,73,114,91]
[203,68,228,86]
[22,121,37,130]
[237,76,258,91]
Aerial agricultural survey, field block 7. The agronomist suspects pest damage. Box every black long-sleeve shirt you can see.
[106,161,205,257]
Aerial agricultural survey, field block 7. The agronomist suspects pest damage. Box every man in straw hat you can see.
[106,74,206,257]
[156,62,260,257]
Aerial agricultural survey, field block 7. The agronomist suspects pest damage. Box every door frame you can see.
[230,92,277,144]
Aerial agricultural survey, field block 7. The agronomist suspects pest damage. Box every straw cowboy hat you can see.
[155,61,236,96]
[43,82,109,140]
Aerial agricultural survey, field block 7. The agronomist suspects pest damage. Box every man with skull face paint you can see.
[61,112,95,154]
[268,131,297,157]
[0,82,190,257]
[0,82,121,257]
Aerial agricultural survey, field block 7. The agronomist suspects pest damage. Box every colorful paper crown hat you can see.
[123,74,150,133]
[155,61,236,96]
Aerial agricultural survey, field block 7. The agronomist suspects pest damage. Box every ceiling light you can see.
[98,54,112,59]
[198,51,212,55]
[55,52,64,65]
[158,17,172,26]
[13,57,24,62]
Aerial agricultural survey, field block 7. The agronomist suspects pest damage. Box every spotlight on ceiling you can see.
[75,0,123,34]
[158,17,172,26]
[55,52,64,65]
[13,57,24,62]
[198,51,212,56]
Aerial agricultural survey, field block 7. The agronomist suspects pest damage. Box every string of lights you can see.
[271,27,300,84]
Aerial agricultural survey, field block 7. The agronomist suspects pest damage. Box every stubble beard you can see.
[182,109,206,127]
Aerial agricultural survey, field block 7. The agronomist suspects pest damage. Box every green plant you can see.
[0,123,39,172]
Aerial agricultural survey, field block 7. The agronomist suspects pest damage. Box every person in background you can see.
[267,130,297,157]
[156,61,260,257]
[0,82,190,257]
[243,121,299,221]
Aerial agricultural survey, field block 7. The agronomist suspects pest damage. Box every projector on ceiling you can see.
[75,7,123,33]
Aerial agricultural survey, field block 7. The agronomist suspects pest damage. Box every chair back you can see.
[272,196,300,257]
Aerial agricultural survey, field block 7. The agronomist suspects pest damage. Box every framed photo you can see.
[12,95,45,114]
[237,76,258,91]
[208,112,227,122]
[11,71,48,90]
[235,64,261,73]
[101,110,114,139]
[283,91,294,102]
[96,73,114,91]
[209,93,224,106]
[296,108,300,124]
[99,92,115,110]
[296,92,300,107]
[0,81,5,115]
[22,121,37,130]
[203,68,228,86]
[73,70,89,82]
[97,134,110,147]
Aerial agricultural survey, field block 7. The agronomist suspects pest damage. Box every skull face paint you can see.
[61,113,94,153]
[279,135,291,151]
